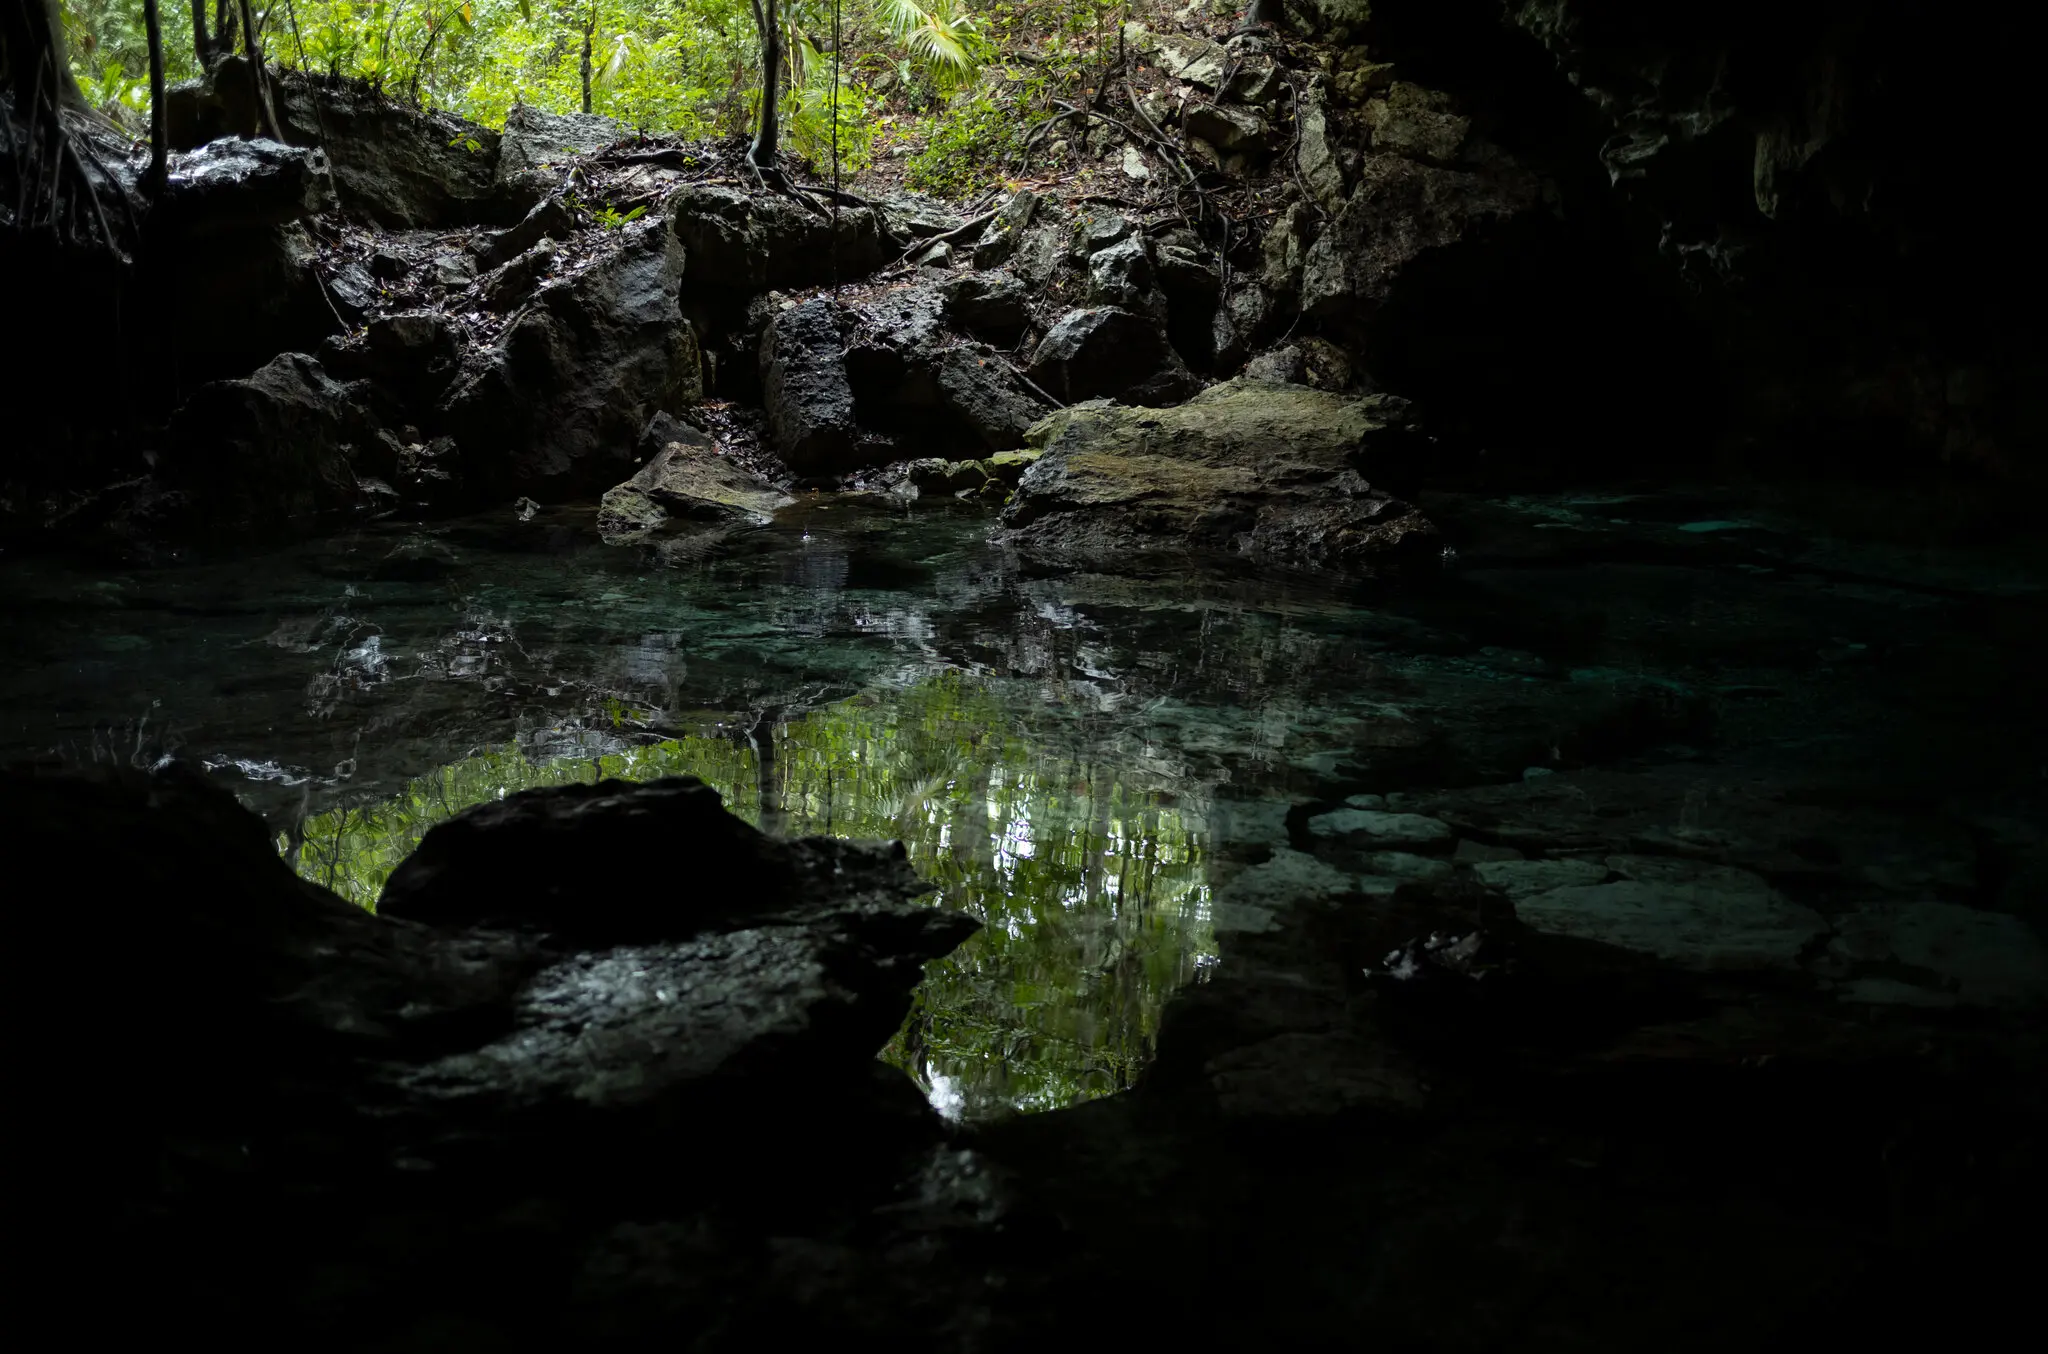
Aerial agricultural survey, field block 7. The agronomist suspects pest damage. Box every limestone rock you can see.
[1363,83,1473,164]
[929,347,1050,452]
[1123,23,1229,89]
[497,104,622,189]
[1026,307,1198,406]
[1824,901,2048,1008]
[1472,857,1610,898]
[362,310,463,406]
[1086,235,1168,321]
[970,189,1038,267]
[1000,378,1439,568]
[156,353,375,524]
[155,137,334,230]
[1295,79,1349,211]
[1244,345,1306,384]
[940,271,1031,343]
[1300,153,1544,319]
[276,78,509,228]
[598,439,794,542]
[440,221,700,497]
[1185,103,1276,160]
[474,194,577,269]
[1261,201,1314,295]
[1310,809,1457,851]
[761,297,860,474]
[669,184,886,291]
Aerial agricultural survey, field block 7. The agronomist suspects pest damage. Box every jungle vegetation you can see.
[57,0,1156,192]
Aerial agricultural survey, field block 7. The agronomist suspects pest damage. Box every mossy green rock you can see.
[1001,378,1437,569]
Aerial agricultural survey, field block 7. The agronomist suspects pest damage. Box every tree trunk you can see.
[1,0,86,108]
[237,0,283,139]
[748,0,781,168]
[189,0,212,64]
[144,0,168,190]
[580,12,595,115]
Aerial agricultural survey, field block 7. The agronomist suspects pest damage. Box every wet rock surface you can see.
[9,765,979,1348]
[1002,377,1438,567]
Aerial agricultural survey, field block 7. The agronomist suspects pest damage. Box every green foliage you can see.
[289,671,1217,1119]
[873,0,986,92]
[903,90,1019,195]
[61,0,200,131]
[59,0,1155,195]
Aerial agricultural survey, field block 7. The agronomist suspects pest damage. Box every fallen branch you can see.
[886,208,999,270]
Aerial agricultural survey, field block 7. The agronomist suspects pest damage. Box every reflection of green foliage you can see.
[290,672,1215,1118]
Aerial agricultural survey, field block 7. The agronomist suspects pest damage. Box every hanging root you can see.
[2,49,130,259]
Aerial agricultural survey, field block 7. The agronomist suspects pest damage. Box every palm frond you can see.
[873,0,983,85]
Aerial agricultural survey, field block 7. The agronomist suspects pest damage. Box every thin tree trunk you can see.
[144,0,168,188]
[189,0,211,63]
[238,0,283,139]
[580,11,594,115]
[748,0,781,168]
[215,0,236,56]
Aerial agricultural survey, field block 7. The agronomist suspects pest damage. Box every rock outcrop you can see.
[598,423,794,542]
[1001,377,1438,567]
[276,76,515,227]
[151,352,377,524]
[1028,307,1199,406]
[761,297,861,474]
[441,219,701,497]
[670,184,888,292]
[7,762,978,1347]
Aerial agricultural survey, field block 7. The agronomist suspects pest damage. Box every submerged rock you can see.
[1514,857,1828,971]
[1823,900,2048,1008]
[1001,377,1438,568]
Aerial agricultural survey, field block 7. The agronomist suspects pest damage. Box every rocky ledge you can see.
[1001,376,1439,568]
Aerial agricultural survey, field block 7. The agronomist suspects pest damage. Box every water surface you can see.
[7,491,2041,1117]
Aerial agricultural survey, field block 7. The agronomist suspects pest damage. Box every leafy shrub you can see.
[904,90,1021,197]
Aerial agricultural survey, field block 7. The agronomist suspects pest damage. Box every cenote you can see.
[9,4,2048,1343]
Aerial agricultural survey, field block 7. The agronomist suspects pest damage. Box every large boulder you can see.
[670,184,887,291]
[1000,377,1438,568]
[441,220,700,498]
[598,429,795,542]
[276,76,510,227]
[1027,307,1199,406]
[497,104,623,193]
[153,352,377,524]
[152,137,334,231]
[761,297,861,474]
[928,347,1050,452]
[136,142,340,384]
[5,764,980,1344]
[841,281,1050,455]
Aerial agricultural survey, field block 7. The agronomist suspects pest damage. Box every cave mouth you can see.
[1360,220,1719,487]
